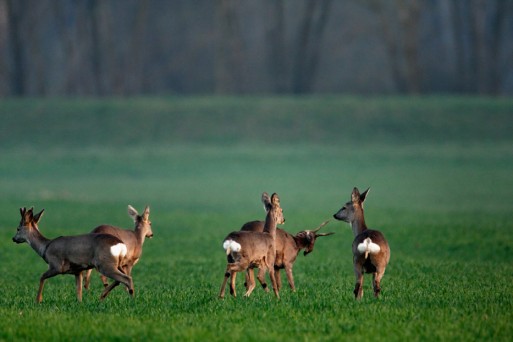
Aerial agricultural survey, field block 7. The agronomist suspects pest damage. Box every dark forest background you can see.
[1,0,512,97]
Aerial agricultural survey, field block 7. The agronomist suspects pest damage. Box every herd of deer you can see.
[12,187,390,303]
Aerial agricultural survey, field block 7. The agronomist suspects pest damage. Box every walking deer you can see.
[333,187,390,299]
[241,218,333,292]
[219,192,284,299]
[84,205,152,295]
[12,207,134,303]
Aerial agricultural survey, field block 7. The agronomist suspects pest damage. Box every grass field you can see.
[0,96,512,341]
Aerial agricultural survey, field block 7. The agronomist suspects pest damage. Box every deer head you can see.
[333,187,369,223]
[13,207,45,244]
[295,220,334,255]
[128,205,153,238]
[262,192,285,225]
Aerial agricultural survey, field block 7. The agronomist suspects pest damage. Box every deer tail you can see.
[357,238,380,259]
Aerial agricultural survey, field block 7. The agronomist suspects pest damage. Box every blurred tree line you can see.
[1,0,512,97]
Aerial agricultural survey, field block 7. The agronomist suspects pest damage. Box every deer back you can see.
[224,230,274,262]
[90,205,152,262]
[44,233,126,272]
[240,220,289,265]
[91,225,139,259]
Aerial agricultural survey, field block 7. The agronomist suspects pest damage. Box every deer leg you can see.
[274,268,282,291]
[83,269,93,290]
[101,281,120,300]
[256,267,269,292]
[219,266,231,299]
[37,268,60,303]
[268,267,280,299]
[125,265,133,276]
[373,267,386,298]
[244,269,251,291]
[244,268,256,294]
[99,264,127,297]
[284,265,295,292]
[247,266,268,296]
[99,268,133,300]
[121,265,133,293]
[100,274,109,288]
[75,272,83,302]
[244,268,258,297]
[229,271,237,297]
[353,263,364,300]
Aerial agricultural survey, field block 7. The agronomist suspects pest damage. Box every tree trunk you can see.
[215,0,246,94]
[5,0,25,96]
[265,0,287,93]
[292,0,332,94]
[397,0,422,94]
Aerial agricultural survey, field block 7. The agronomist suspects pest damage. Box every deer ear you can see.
[351,188,361,204]
[26,207,35,220]
[143,206,150,221]
[271,193,280,206]
[33,209,45,224]
[261,192,272,211]
[20,207,26,217]
[127,205,139,221]
[360,187,370,203]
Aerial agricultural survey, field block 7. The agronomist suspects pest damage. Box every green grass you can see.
[0,96,512,341]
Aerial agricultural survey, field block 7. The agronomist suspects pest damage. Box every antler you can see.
[312,220,334,237]
[312,220,330,233]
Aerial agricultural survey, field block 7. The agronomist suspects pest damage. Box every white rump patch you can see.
[357,238,380,258]
[110,243,128,258]
[223,239,241,255]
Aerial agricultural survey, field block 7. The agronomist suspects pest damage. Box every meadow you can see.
[0,96,512,341]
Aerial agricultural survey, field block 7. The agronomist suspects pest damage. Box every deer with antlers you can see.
[219,192,284,299]
[241,211,333,292]
[12,207,133,303]
[333,187,390,299]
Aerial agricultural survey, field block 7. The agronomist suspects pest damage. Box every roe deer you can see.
[241,218,333,292]
[333,187,390,299]
[219,192,284,299]
[84,205,152,294]
[12,207,134,303]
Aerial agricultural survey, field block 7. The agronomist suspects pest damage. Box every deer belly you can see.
[66,261,92,273]
[249,257,266,269]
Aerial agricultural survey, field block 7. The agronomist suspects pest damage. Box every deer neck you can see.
[263,212,278,239]
[28,228,52,260]
[135,226,146,245]
[351,208,367,236]
[293,235,306,251]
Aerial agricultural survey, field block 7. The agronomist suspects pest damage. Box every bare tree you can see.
[364,0,423,94]
[215,0,246,94]
[0,0,7,95]
[125,0,150,95]
[5,0,25,96]
[397,0,422,94]
[0,0,512,96]
[265,0,287,93]
[87,0,101,95]
[471,0,509,95]
[292,0,332,94]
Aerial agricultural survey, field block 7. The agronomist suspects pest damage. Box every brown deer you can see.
[219,192,284,299]
[12,207,134,303]
[241,217,333,292]
[333,187,390,299]
[84,205,152,293]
